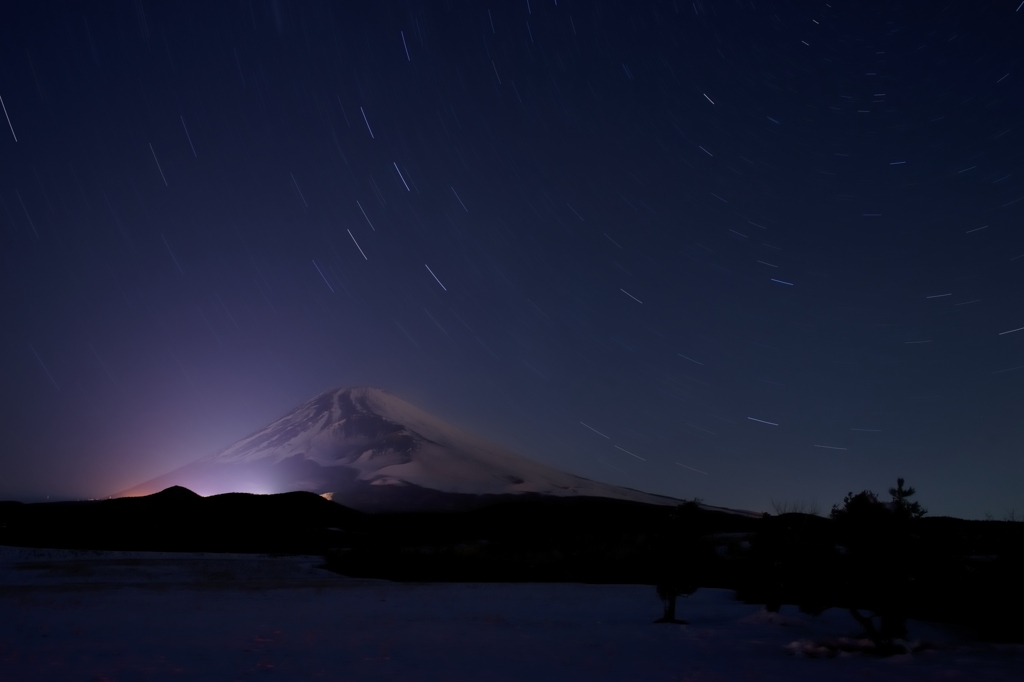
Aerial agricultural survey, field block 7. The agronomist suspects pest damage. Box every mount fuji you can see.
[117,387,685,512]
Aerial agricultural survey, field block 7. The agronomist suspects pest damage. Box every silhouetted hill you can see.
[0,487,366,554]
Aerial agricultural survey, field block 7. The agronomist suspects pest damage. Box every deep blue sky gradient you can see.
[1,0,1023,517]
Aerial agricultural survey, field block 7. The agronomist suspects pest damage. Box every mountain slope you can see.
[117,387,686,512]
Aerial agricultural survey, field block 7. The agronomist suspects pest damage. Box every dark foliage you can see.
[830,490,885,521]
[741,479,1024,649]
[889,478,928,519]
[651,502,714,623]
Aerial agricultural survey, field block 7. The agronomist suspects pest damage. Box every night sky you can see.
[2,1,1023,518]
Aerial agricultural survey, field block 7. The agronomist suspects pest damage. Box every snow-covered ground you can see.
[1,545,1021,681]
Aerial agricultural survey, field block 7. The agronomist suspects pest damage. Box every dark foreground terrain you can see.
[2,487,1022,644]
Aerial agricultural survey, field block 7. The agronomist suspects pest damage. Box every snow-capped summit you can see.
[117,387,684,511]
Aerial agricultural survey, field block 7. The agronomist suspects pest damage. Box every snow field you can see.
[1,546,1021,681]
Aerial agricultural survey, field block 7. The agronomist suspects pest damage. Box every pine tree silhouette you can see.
[829,478,927,653]
[888,477,927,519]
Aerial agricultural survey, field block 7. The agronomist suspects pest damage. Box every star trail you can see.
[1,1,1022,518]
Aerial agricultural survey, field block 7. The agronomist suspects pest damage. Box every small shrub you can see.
[829,490,884,521]
[770,499,821,516]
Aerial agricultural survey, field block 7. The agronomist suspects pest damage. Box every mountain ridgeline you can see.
[115,387,689,512]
